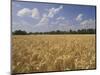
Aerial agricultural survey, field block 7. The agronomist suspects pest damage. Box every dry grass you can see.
[12,34,96,73]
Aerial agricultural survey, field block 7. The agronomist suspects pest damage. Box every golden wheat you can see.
[12,34,96,73]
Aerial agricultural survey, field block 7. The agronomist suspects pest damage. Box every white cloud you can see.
[17,8,31,17]
[52,19,73,31]
[35,14,49,27]
[17,8,40,19]
[50,18,96,31]
[31,8,40,19]
[56,16,65,20]
[80,19,95,29]
[17,5,63,28]
[51,21,59,25]
[51,16,66,26]
[35,5,63,27]
[75,13,95,29]
[12,20,35,32]
[48,5,63,18]
[76,13,83,21]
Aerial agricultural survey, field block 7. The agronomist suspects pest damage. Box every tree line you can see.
[12,29,96,35]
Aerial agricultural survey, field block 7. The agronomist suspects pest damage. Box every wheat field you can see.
[12,35,96,73]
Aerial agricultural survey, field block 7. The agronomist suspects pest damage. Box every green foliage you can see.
[12,29,96,35]
[13,30,27,35]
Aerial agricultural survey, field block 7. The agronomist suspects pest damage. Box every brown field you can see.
[12,35,96,73]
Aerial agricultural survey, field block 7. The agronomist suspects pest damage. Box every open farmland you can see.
[12,35,96,73]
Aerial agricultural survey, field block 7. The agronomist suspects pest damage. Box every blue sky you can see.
[12,1,96,32]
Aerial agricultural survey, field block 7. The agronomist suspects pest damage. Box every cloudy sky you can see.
[12,1,96,32]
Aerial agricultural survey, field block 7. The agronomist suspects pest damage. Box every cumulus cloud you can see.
[12,20,35,32]
[31,8,40,19]
[50,18,96,31]
[80,19,95,29]
[76,13,83,21]
[17,8,31,17]
[17,5,63,28]
[35,5,63,27]
[56,16,65,20]
[36,14,49,27]
[50,22,77,32]
[48,5,63,18]
[75,13,95,29]
[50,20,74,31]
[17,8,40,19]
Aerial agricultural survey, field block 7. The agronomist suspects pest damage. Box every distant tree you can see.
[13,30,27,35]
[77,29,95,34]
[86,29,96,34]
[69,29,72,33]
[28,32,33,35]
[12,29,96,35]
